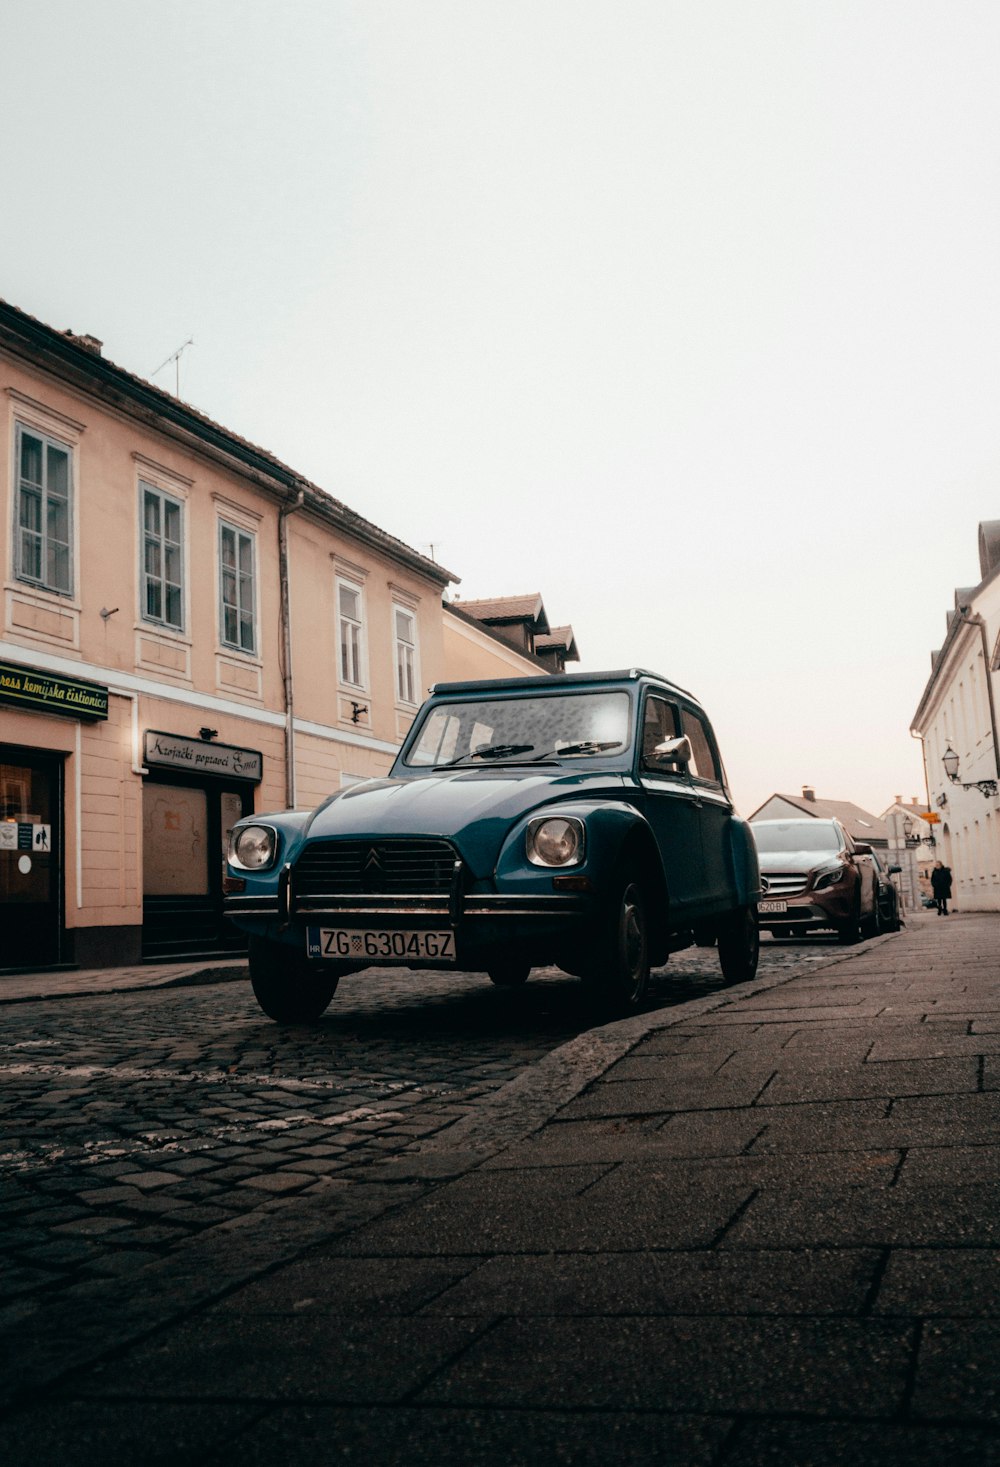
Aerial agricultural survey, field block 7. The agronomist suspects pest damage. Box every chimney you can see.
[802,785,816,802]
[63,330,103,356]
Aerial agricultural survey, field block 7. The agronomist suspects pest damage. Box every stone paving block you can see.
[559,1072,771,1119]
[200,1405,730,1467]
[896,1144,1000,1187]
[74,1314,488,1403]
[210,1255,481,1316]
[122,1170,179,1191]
[50,1216,132,1237]
[482,1111,767,1167]
[235,1172,317,1195]
[0,1400,260,1467]
[416,1315,914,1416]
[913,1320,1000,1422]
[875,1249,1000,1318]
[422,1246,881,1317]
[724,1420,1000,1465]
[759,1056,978,1106]
[707,1004,887,1025]
[869,1034,1000,1061]
[724,1181,1000,1249]
[882,1091,1000,1147]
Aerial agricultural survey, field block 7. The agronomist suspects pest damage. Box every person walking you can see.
[931,860,953,915]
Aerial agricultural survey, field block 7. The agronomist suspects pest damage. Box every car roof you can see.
[429,667,700,703]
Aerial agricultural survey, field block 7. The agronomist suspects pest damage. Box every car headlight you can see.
[230,824,278,871]
[526,815,585,868]
[813,862,848,891]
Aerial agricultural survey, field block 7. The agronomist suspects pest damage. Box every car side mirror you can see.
[853,842,873,856]
[888,864,902,874]
[649,734,692,769]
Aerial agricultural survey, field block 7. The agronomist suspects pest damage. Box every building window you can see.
[337,578,366,688]
[141,482,184,630]
[394,606,418,705]
[219,521,256,653]
[15,422,73,595]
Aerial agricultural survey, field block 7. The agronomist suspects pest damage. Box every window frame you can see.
[393,603,419,707]
[140,480,186,633]
[640,693,681,772]
[13,420,74,597]
[218,519,257,655]
[679,705,724,786]
[336,575,367,690]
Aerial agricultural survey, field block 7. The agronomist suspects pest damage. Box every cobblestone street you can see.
[1,939,836,1317]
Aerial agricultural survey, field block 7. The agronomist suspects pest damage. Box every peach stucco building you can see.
[2,300,538,969]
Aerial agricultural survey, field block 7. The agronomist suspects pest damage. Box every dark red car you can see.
[751,817,878,943]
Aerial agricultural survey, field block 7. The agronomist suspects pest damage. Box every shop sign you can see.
[144,730,262,782]
[0,659,108,720]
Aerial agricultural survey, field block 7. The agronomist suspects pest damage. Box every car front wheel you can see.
[718,905,760,984]
[837,896,862,944]
[487,958,531,987]
[582,872,650,1016]
[249,936,340,1022]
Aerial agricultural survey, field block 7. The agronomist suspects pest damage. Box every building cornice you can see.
[0,299,456,592]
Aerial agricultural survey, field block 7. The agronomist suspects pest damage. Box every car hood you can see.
[301,768,627,875]
[757,848,844,875]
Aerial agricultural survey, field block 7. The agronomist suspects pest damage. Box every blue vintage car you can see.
[224,668,761,1021]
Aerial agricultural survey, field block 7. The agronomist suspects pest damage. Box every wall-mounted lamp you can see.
[350,702,368,724]
[942,745,998,799]
[99,606,119,620]
[199,727,218,741]
[902,814,935,847]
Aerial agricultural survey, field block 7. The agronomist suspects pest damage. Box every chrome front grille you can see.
[761,872,809,897]
[293,838,459,897]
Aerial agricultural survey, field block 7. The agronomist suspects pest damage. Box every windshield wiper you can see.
[528,739,625,760]
[435,742,535,768]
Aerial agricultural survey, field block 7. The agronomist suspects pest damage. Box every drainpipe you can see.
[279,486,306,808]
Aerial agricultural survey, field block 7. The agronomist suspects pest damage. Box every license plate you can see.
[758,899,787,914]
[307,927,456,962]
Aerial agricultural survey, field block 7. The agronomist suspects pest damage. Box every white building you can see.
[910,521,1000,912]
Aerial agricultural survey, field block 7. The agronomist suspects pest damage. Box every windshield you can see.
[751,821,841,854]
[403,690,632,768]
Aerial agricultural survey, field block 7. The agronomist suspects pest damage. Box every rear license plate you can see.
[307,927,456,962]
[758,900,788,914]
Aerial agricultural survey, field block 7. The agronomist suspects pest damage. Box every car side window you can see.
[641,695,680,770]
[679,707,721,783]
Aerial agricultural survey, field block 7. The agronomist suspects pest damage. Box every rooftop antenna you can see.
[151,336,194,397]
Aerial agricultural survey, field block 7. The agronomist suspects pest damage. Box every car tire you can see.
[717,905,760,984]
[249,936,339,1022]
[487,959,531,987]
[582,871,650,1016]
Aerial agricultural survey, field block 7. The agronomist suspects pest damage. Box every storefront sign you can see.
[0,660,108,720]
[143,730,262,782]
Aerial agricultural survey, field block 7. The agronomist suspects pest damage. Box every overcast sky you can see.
[4,0,999,816]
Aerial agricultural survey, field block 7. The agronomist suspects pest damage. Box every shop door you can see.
[0,750,62,971]
[142,779,253,959]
